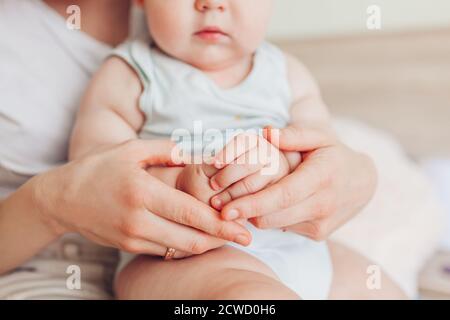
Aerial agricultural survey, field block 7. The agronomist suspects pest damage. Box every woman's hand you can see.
[34,140,251,257]
[216,126,377,240]
[207,133,301,212]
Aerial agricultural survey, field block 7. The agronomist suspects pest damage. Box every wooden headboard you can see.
[275,28,450,159]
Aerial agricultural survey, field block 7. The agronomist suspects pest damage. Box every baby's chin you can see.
[187,57,236,72]
[181,49,252,72]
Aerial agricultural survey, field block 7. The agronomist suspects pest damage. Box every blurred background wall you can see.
[265,0,450,159]
[265,2,450,299]
[268,0,450,39]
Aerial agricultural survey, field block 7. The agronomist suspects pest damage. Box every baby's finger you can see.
[211,172,274,210]
[213,133,259,169]
[210,147,268,191]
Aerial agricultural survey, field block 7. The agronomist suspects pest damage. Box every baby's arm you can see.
[70,56,185,186]
[284,53,332,130]
[69,57,145,160]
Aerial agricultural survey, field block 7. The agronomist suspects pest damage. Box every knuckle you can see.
[308,222,327,241]
[120,180,144,209]
[222,189,234,202]
[318,165,334,189]
[178,206,197,226]
[249,198,262,215]
[311,201,326,220]
[323,195,337,218]
[186,236,208,254]
[213,222,232,240]
[213,174,225,189]
[252,217,269,229]
[119,237,141,254]
[119,218,141,238]
[241,178,256,194]
[279,184,296,210]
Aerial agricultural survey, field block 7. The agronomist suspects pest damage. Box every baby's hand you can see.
[176,163,249,227]
[175,163,218,205]
[208,133,301,212]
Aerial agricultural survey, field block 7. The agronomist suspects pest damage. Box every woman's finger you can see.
[131,209,228,255]
[220,158,326,220]
[143,177,252,246]
[211,172,275,210]
[248,191,331,230]
[265,125,336,152]
[213,133,259,169]
[118,236,191,259]
[210,147,268,191]
[283,220,330,242]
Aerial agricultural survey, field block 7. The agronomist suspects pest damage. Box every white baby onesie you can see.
[113,40,333,299]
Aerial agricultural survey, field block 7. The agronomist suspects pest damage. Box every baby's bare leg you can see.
[328,241,407,299]
[115,246,300,300]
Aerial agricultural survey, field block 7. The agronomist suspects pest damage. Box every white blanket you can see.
[422,159,450,249]
[331,117,445,298]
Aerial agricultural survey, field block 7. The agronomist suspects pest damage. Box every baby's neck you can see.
[201,55,255,89]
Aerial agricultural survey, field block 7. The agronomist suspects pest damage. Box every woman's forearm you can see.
[0,177,63,275]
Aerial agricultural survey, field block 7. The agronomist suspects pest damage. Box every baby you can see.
[70,0,334,299]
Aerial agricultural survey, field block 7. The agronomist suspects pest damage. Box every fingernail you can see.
[225,209,240,220]
[211,197,222,210]
[214,160,224,169]
[235,234,250,246]
[204,157,214,165]
[210,178,220,191]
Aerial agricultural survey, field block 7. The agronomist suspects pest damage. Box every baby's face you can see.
[139,0,273,70]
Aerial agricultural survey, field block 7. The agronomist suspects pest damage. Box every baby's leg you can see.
[328,241,407,299]
[115,246,300,300]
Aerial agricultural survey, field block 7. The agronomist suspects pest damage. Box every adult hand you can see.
[217,126,377,240]
[34,140,251,258]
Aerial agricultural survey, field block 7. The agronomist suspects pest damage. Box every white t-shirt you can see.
[0,0,147,189]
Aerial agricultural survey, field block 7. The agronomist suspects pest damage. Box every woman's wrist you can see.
[0,174,64,274]
[28,173,67,238]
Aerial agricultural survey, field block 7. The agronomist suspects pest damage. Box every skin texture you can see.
[116,242,406,300]
[0,0,405,299]
[0,0,250,275]
[139,0,273,88]
[70,0,405,299]
[0,0,134,274]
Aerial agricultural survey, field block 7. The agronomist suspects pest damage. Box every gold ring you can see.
[164,247,176,260]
